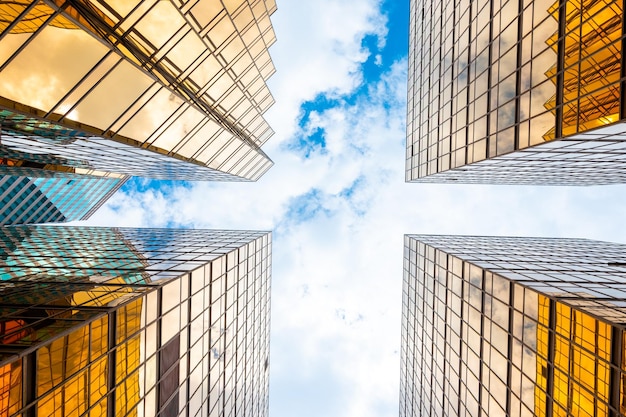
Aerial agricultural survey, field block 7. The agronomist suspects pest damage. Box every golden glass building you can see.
[0,0,277,181]
[406,0,626,184]
[401,235,626,417]
[0,225,271,417]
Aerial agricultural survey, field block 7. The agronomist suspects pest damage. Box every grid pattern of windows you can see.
[401,235,626,417]
[0,226,271,417]
[0,0,277,181]
[0,168,128,225]
[406,0,626,185]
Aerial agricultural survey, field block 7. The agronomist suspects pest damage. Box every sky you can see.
[83,0,626,416]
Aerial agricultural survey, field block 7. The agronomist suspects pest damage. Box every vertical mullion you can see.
[619,0,626,120]
[545,299,557,417]
[609,326,622,417]
[107,311,117,417]
[555,0,567,139]
[515,0,524,150]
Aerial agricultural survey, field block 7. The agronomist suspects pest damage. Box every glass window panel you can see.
[191,53,222,89]
[175,120,218,159]
[221,36,245,63]
[38,370,88,416]
[0,17,109,112]
[90,315,108,361]
[181,273,190,300]
[149,105,205,151]
[162,281,180,316]
[167,31,206,72]
[229,95,253,121]
[37,325,90,395]
[144,388,156,417]
[0,359,21,416]
[221,144,252,173]
[191,291,204,320]
[52,53,120,115]
[146,322,157,359]
[116,368,140,416]
[209,15,235,48]
[190,315,204,345]
[191,267,205,294]
[159,334,180,391]
[71,59,153,130]
[116,335,141,385]
[199,131,235,165]
[89,357,108,403]
[118,87,185,144]
[233,7,254,32]
[207,71,234,102]
[90,397,107,417]
[133,1,185,49]
[189,1,223,30]
[161,306,181,345]
[117,297,143,343]
[145,354,157,393]
[491,324,509,355]
[529,112,554,145]
[99,0,140,18]
[0,32,33,69]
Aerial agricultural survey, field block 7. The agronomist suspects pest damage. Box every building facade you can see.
[406,0,626,185]
[401,234,626,417]
[0,226,272,417]
[0,167,128,225]
[0,0,277,181]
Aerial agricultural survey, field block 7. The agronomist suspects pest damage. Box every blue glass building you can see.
[0,167,128,225]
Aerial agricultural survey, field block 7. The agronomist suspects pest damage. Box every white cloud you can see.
[264,0,386,145]
[84,1,626,416]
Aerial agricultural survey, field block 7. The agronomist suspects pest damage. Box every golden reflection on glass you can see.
[0,359,21,416]
[0,16,108,113]
[535,294,550,417]
[535,296,611,417]
[621,331,626,415]
[543,0,622,141]
[115,297,142,416]
[36,325,90,416]
[116,368,140,417]
[0,1,79,34]
[89,357,107,414]
[30,280,144,417]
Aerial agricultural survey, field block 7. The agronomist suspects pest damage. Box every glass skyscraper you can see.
[0,167,128,225]
[0,0,277,181]
[406,0,626,184]
[401,234,626,417]
[0,225,271,417]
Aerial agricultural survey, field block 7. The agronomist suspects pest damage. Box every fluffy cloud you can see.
[264,0,387,144]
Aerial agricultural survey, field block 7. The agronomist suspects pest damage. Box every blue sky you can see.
[86,1,626,416]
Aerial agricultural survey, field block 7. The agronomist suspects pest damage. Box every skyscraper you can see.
[0,225,271,417]
[401,234,626,417]
[406,0,626,185]
[0,167,128,225]
[0,0,277,181]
